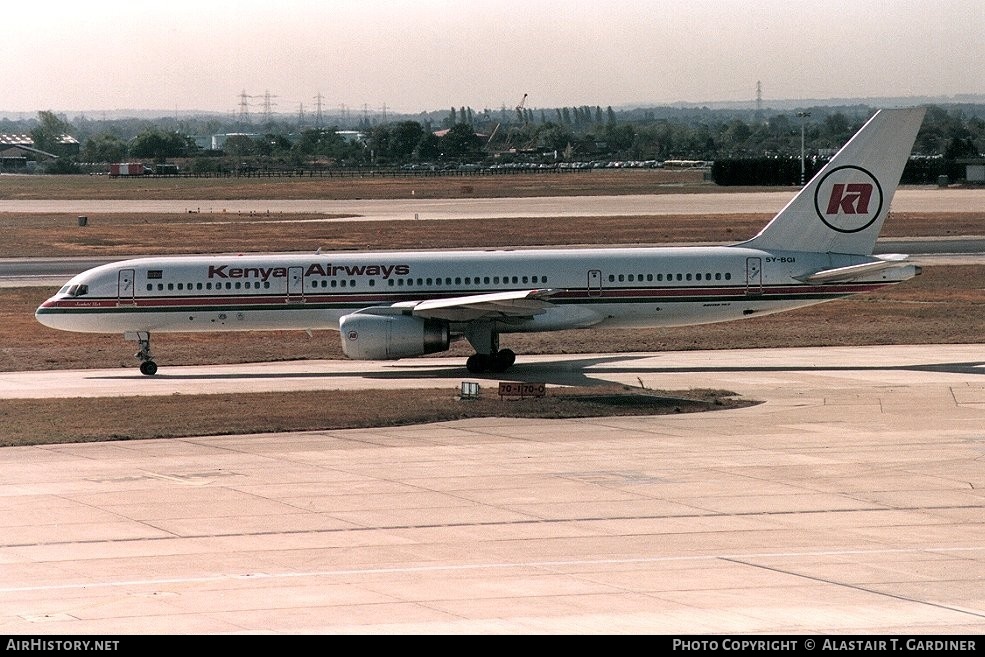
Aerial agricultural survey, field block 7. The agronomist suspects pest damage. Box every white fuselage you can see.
[35,245,913,336]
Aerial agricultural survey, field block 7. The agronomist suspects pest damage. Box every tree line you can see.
[6,103,984,176]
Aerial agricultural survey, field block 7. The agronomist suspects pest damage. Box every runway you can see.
[1,345,984,634]
[2,187,984,221]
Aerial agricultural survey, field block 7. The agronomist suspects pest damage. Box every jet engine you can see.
[339,313,450,360]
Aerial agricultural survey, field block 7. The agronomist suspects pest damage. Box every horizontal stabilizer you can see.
[799,255,911,283]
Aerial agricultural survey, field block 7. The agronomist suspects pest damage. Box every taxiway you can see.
[1,345,984,634]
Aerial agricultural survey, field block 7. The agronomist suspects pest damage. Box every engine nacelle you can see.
[339,313,450,360]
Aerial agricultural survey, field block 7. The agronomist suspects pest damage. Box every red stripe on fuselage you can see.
[39,281,896,313]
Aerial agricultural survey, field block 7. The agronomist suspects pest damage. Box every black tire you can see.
[139,361,158,376]
[497,349,516,368]
[466,354,489,374]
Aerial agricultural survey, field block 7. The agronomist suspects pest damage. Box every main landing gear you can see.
[466,348,516,374]
[125,331,158,376]
[463,323,515,374]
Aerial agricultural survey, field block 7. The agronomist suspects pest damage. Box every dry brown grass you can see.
[0,169,707,200]
[1,211,980,258]
[3,171,982,445]
[0,386,752,447]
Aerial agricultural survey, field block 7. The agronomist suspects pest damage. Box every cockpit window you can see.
[64,284,89,297]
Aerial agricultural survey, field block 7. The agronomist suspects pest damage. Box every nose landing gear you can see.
[125,331,158,376]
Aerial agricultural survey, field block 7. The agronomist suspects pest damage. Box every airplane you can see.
[36,107,926,376]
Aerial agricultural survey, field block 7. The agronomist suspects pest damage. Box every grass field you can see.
[0,168,707,200]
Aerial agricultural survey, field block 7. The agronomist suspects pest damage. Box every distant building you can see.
[335,130,365,143]
[957,158,985,183]
[0,133,79,162]
[432,128,488,140]
[210,133,259,150]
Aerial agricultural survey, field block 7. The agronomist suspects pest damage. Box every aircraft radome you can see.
[37,107,927,375]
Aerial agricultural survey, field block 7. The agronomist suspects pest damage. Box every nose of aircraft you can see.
[35,296,66,330]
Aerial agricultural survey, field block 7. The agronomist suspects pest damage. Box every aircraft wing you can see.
[798,255,911,283]
[394,288,557,322]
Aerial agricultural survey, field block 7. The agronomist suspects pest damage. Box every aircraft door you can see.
[588,269,602,297]
[745,257,763,295]
[288,266,304,299]
[118,269,136,304]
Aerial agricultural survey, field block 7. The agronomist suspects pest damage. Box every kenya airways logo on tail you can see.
[813,165,884,233]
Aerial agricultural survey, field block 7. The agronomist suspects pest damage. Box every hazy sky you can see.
[3,0,983,116]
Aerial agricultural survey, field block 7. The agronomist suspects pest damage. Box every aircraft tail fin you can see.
[737,107,926,256]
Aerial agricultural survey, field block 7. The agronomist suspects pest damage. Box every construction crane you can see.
[487,93,528,150]
[514,93,528,124]
[504,94,529,150]
[488,93,529,154]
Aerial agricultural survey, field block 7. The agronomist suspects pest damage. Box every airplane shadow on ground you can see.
[90,355,985,389]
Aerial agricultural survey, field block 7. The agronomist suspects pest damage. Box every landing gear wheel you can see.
[126,332,158,376]
[466,349,516,374]
[466,354,490,374]
[496,348,516,369]
[488,349,515,373]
